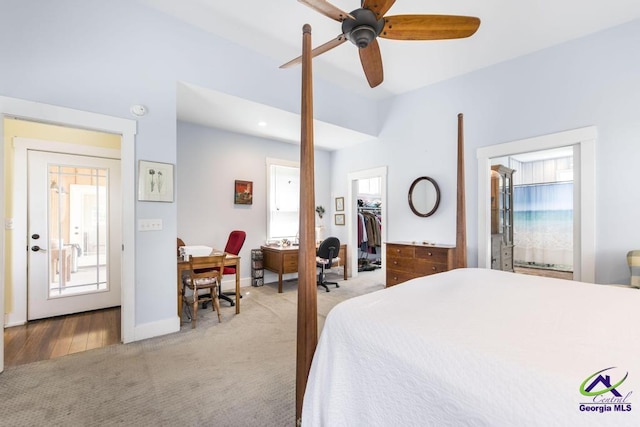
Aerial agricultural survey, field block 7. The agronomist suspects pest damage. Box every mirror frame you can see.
[408,176,441,217]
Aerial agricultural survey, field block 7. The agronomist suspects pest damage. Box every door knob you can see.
[31,245,47,252]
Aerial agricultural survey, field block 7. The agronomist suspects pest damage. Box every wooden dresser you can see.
[385,242,456,287]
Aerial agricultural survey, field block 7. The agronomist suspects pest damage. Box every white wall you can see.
[177,122,332,288]
[331,19,640,285]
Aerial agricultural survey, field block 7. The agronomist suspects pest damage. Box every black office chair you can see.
[316,237,341,292]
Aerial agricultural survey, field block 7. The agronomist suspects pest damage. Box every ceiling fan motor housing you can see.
[342,8,385,48]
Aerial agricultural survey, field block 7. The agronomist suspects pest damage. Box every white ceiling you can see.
[177,82,376,150]
[141,0,640,148]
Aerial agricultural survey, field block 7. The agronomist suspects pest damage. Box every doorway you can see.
[0,97,137,372]
[347,167,387,279]
[476,127,596,282]
[490,147,574,279]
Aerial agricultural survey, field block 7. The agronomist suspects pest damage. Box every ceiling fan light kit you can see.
[285,0,481,88]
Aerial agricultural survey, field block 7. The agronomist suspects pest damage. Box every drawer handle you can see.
[432,266,436,271]
[427,252,432,256]
[393,276,398,280]
[393,261,398,265]
[396,249,400,253]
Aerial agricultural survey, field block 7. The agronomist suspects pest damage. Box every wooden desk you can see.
[177,250,241,322]
[261,244,347,293]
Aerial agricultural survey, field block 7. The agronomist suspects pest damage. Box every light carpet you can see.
[0,269,384,427]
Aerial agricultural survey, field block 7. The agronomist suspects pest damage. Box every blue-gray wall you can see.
[176,122,333,289]
[0,0,377,329]
[330,19,640,284]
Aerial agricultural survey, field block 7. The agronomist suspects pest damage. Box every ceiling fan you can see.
[281,0,480,88]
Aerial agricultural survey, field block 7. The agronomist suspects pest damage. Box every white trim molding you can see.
[134,317,180,342]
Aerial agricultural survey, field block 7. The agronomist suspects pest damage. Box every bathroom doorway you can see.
[490,147,574,279]
[476,126,596,283]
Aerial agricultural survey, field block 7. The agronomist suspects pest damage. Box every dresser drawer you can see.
[415,247,449,264]
[387,256,419,273]
[387,244,415,259]
[413,259,450,275]
[386,269,417,287]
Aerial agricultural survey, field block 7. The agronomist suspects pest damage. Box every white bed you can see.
[302,268,640,426]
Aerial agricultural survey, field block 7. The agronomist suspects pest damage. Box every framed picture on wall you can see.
[335,213,345,226]
[335,197,344,211]
[138,160,174,202]
[234,180,253,205]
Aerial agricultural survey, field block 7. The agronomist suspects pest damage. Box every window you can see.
[267,159,300,240]
[358,177,381,196]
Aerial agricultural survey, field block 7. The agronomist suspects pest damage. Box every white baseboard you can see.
[133,316,180,342]
[4,312,179,342]
[4,312,26,328]
[4,319,26,328]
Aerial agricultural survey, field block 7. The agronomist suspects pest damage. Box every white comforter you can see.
[302,268,640,426]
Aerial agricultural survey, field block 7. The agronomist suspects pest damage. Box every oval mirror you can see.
[408,176,441,217]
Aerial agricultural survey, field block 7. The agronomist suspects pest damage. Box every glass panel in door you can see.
[49,165,109,297]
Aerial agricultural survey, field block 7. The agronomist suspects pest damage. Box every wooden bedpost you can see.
[296,23,317,424]
[456,113,467,268]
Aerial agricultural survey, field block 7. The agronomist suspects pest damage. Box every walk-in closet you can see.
[356,177,383,272]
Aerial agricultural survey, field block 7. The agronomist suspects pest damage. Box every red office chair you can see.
[219,230,246,306]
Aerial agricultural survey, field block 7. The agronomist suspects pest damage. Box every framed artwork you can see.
[138,160,174,202]
[234,180,253,205]
[335,197,344,211]
[335,213,345,226]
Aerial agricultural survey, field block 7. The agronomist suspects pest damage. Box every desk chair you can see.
[316,237,341,292]
[182,253,226,328]
[218,230,246,306]
[179,237,215,309]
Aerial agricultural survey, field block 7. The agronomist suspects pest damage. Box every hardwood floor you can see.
[3,307,121,368]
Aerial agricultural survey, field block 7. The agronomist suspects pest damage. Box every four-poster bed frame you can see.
[294,25,468,423]
[296,23,318,423]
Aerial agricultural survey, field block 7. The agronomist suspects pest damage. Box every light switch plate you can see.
[5,218,14,230]
[138,219,163,231]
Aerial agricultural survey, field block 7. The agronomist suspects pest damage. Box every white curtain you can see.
[513,182,573,270]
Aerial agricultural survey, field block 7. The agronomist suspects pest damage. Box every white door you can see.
[27,150,121,320]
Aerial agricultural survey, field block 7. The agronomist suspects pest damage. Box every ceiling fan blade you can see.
[298,0,354,22]
[362,0,396,18]
[359,38,383,88]
[379,15,480,40]
[280,35,347,69]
